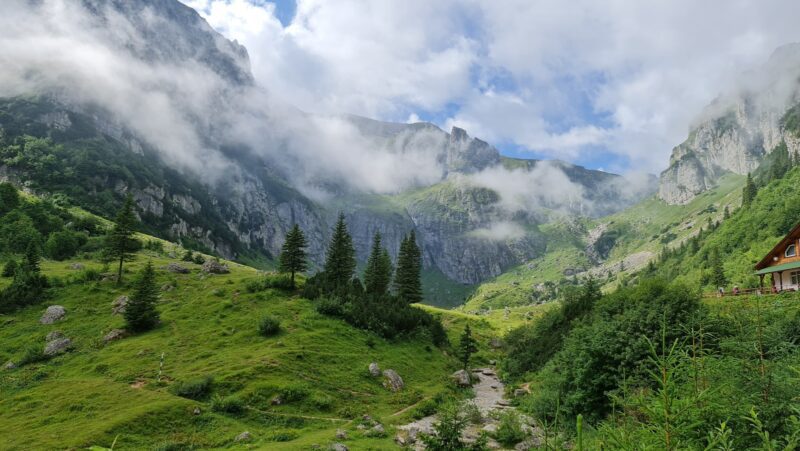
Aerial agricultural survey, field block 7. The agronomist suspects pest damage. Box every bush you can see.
[73,268,102,283]
[263,273,294,290]
[210,394,245,414]
[267,430,299,442]
[278,384,309,403]
[19,345,49,366]
[308,392,334,411]
[1,259,17,277]
[44,230,83,260]
[494,410,526,446]
[258,315,281,337]
[170,375,213,400]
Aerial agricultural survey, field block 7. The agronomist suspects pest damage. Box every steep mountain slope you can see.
[659,43,800,204]
[0,0,650,299]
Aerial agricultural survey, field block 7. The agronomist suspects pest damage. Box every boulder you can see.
[271,395,283,405]
[44,337,72,356]
[164,263,190,274]
[68,263,85,270]
[382,369,404,392]
[335,429,347,440]
[112,296,128,315]
[234,431,251,442]
[103,329,127,344]
[4,361,16,370]
[329,444,348,451]
[46,330,65,341]
[201,260,229,274]
[369,424,386,437]
[368,362,380,377]
[40,305,66,324]
[451,369,472,387]
[192,407,201,416]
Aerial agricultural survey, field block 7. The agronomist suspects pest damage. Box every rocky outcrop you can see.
[44,337,72,356]
[201,260,229,274]
[382,369,404,392]
[112,296,128,315]
[659,44,800,204]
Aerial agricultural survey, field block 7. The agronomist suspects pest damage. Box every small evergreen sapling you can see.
[279,224,308,288]
[458,324,478,371]
[124,261,160,332]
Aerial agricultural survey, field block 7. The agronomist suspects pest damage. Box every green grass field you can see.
[0,245,498,450]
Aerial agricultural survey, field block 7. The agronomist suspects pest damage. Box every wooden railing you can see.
[702,288,785,298]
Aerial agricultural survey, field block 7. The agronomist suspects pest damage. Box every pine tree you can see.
[363,232,393,296]
[395,231,423,304]
[105,194,139,284]
[125,261,160,332]
[709,248,726,289]
[22,241,41,273]
[742,173,757,208]
[458,324,478,371]
[322,213,356,290]
[0,243,47,312]
[279,224,308,288]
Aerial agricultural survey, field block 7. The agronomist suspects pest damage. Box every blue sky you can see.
[184,0,800,175]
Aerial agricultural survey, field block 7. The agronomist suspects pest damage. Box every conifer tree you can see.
[0,242,47,312]
[770,141,790,181]
[22,240,41,273]
[458,324,478,371]
[279,224,308,288]
[322,213,356,290]
[742,173,757,208]
[125,261,160,332]
[364,232,393,296]
[395,231,423,304]
[709,248,726,289]
[2,259,17,278]
[105,194,139,284]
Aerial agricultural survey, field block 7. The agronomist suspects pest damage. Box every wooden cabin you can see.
[755,222,800,291]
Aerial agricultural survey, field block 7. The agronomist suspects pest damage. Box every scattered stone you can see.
[329,443,348,451]
[234,431,251,442]
[46,330,65,341]
[201,260,229,274]
[4,361,16,370]
[369,423,386,436]
[488,338,503,349]
[112,296,128,315]
[482,423,498,434]
[44,337,72,356]
[515,438,542,450]
[496,399,511,407]
[382,369,404,392]
[490,384,498,389]
[481,369,495,376]
[362,415,373,422]
[335,429,347,440]
[192,407,201,415]
[40,305,66,324]
[451,369,472,387]
[356,424,367,431]
[161,283,175,292]
[164,262,190,274]
[514,389,528,397]
[103,329,127,344]
[489,359,496,366]
[68,263,85,270]
[270,395,283,405]
[368,362,380,377]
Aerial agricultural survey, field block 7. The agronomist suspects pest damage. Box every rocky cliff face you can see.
[659,44,800,204]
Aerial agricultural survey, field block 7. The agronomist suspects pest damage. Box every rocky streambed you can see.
[396,367,542,450]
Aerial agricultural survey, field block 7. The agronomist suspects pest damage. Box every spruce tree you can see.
[322,213,356,290]
[709,248,726,289]
[0,243,47,312]
[125,261,160,332]
[458,324,478,371]
[279,224,308,288]
[770,141,790,181]
[395,231,423,304]
[742,173,757,208]
[105,194,139,284]
[364,232,393,296]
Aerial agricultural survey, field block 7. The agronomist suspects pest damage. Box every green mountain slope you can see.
[0,241,497,450]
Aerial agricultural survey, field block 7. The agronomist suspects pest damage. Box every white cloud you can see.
[184,0,800,173]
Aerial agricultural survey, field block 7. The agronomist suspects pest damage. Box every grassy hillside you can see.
[465,174,745,312]
[0,242,497,450]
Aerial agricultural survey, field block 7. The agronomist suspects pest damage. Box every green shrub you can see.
[267,430,299,442]
[258,315,281,337]
[210,394,245,414]
[44,230,83,260]
[170,376,213,400]
[412,398,438,419]
[278,384,309,403]
[1,259,17,277]
[308,392,334,411]
[19,345,49,366]
[494,410,526,446]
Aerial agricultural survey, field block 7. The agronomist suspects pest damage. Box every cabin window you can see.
[786,244,797,258]
[792,271,800,286]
